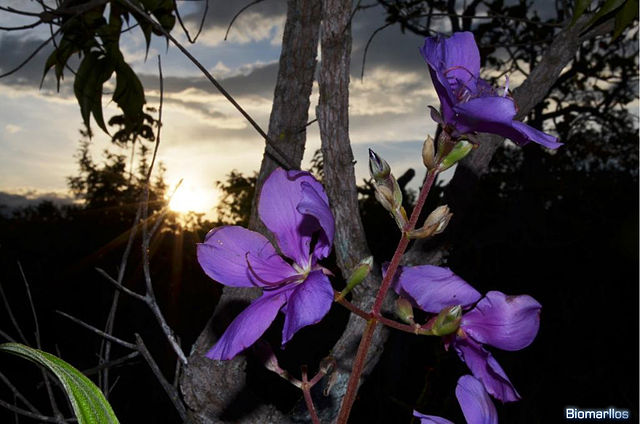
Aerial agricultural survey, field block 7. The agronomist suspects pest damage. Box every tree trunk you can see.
[180,1,322,422]
[313,0,393,421]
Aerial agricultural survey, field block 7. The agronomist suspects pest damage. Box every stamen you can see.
[503,75,510,97]
[245,253,304,286]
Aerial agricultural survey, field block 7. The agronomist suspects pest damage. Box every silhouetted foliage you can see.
[0,132,217,423]
[215,170,257,226]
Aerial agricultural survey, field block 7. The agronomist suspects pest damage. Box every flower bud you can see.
[428,305,462,336]
[407,205,452,239]
[368,149,390,180]
[395,297,415,324]
[423,205,452,235]
[337,256,373,300]
[422,135,436,170]
[439,140,473,171]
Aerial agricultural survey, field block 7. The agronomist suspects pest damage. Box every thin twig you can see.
[55,311,138,351]
[139,197,188,364]
[0,371,41,415]
[0,28,61,79]
[0,6,42,17]
[0,399,75,423]
[100,201,143,395]
[134,335,187,421]
[118,0,294,170]
[175,0,208,43]
[17,263,64,423]
[0,282,28,344]
[0,20,42,31]
[82,351,140,377]
[360,22,393,80]
[0,329,17,343]
[172,336,182,389]
[96,268,147,302]
[224,0,266,41]
[146,55,164,182]
[135,56,187,365]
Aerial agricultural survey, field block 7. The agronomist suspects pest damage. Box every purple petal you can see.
[453,336,521,402]
[456,375,498,424]
[206,290,288,360]
[281,270,334,345]
[461,291,541,351]
[259,169,328,267]
[413,411,454,424]
[454,97,561,149]
[391,265,482,313]
[246,252,299,285]
[198,226,291,288]
[453,96,517,133]
[297,181,334,261]
[421,32,480,115]
[511,121,563,149]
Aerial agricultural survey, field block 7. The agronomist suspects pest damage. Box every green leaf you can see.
[613,0,639,39]
[584,0,626,29]
[113,60,145,122]
[74,52,114,133]
[571,0,593,26]
[0,343,119,424]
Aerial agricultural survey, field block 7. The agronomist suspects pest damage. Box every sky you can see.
[0,1,497,217]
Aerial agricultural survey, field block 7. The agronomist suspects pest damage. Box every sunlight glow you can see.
[169,184,219,215]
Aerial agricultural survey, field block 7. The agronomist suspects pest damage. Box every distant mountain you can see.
[0,190,74,217]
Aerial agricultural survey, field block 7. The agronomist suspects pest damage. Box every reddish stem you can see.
[336,169,439,424]
[302,367,321,424]
[335,292,421,334]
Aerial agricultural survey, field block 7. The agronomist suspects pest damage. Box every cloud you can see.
[4,124,21,134]
[179,1,286,46]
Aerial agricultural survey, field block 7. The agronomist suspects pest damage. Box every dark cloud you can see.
[0,34,76,95]
[180,1,286,32]
[138,61,277,99]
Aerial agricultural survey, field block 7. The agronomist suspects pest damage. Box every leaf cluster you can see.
[43,0,176,144]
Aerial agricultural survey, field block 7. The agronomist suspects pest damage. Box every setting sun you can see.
[168,184,219,215]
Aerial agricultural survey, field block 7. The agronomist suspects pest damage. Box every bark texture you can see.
[313,0,392,421]
[180,1,322,422]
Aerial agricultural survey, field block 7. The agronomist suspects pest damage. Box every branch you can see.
[56,311,138,351]
[134,335,187,421]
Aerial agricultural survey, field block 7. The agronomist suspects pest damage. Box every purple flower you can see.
[197,169,335,360]
[392,265,541,402]
[421,32,562,149]
[414,375,498,424]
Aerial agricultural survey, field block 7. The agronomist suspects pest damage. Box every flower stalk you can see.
[336,167,439,424]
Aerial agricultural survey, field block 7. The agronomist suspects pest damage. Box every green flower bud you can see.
[439,140,474,171]
[368,149,390,180]
[422,135,436,170]
[395,297,415,324]
[429,305,462,336]
[407,205,452,239]
[337,256,374,300]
